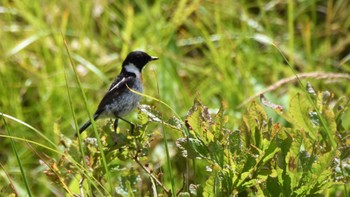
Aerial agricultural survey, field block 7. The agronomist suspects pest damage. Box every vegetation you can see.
[1,0,349,196]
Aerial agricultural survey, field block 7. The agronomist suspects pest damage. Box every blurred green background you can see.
[1,0,349,196]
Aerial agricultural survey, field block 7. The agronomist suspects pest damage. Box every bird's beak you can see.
[150,56,159,61]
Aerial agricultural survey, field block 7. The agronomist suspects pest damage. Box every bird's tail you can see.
[77,114,99,135]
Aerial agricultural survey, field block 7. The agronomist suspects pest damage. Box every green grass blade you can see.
[0,113,57,148]
[62,54,93,195]
[271,43,337,149]
[62,34,113,194]
[0,134,108,195]
[161,120,176,196]
[71,53,109,83]
[155,72,176,197]
[1,114,33,197]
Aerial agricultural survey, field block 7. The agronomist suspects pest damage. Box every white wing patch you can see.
[109,77,126,92]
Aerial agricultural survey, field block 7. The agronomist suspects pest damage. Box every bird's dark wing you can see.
[95,74,136,115]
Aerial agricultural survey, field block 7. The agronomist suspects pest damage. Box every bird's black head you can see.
[122,51,158,70]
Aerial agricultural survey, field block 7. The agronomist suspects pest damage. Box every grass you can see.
[1,0,350,196]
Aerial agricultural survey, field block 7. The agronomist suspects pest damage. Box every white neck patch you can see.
[124,63,141,78]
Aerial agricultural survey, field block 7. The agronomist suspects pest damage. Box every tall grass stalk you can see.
[1,115,33,197]
[62,52,93,195]
[272,43,337,149]
[287,0,294,68]
[156,70,176,196]
[62,35,113,194]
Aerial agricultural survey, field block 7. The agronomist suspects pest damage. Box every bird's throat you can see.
[124,63,141,79]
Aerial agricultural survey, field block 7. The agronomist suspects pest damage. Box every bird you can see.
[78,51,158,135]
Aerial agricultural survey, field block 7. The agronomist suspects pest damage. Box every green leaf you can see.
[137,110,149,125]
[186,98,204,133]
[176,138,209,159]
[229,130,241,155]
[203,174,215,197]
[293,150,335,195]
[185,97,214,142]
[266,176,282,196]
[285,132,303,190]
[211,106,225,141]
[333,96,348,135]
[240,101,268,148]
[208,141,224,167]
[263,145,280,164]
[286,93,317,140]
[321,103,337,139]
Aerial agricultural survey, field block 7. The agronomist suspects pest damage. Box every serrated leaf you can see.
[211,106,225,141]
[139,104,183,131]
[186,98,204,132]
[308,111,319,126]
[310,150,335,182]
[236,171,251,187]
[244,101,268,127]
[137,111,149,125]
[306,82,316,96]
[138,104,162,123]
[186,98,214,142]
[316,91,323,111]
[322,105,337,136]
[166,116,183,130]
[262,146,280,164]
[285,133,303,189]
[208,141,224,166]
[294,151,335,195]
[240,101,268,148]
[229,130,241,154]
[203,174,215,197]
[176,138,209,159]
[260,94,284,111]
[287,93,317,140]
[333,96,347,134]
[266,176,282,196]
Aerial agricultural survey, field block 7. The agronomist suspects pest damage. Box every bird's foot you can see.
[129,123,135,135]
[113,119,119,132]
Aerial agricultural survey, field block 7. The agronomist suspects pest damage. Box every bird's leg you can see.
[115,115,135,134]
[113,118,119,132]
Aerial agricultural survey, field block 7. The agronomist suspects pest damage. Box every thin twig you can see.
[134,156,172,196]
[0,162,18,196]
[238,72,350,108]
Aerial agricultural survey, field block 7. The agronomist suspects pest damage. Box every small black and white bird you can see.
[78,51,158,134]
